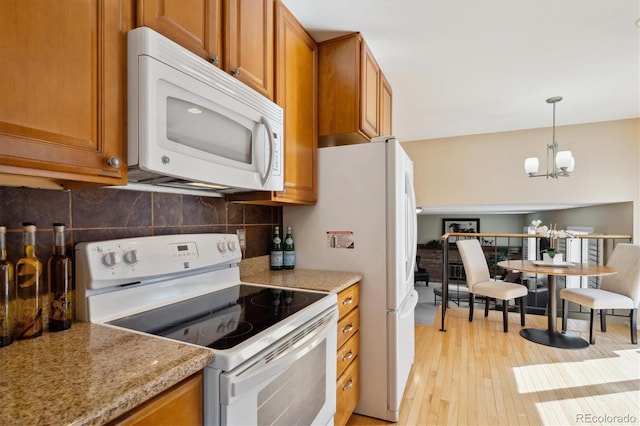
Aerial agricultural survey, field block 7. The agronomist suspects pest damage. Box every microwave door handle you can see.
[260,116,275,186]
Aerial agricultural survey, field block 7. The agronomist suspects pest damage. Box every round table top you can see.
[497,260,617,277]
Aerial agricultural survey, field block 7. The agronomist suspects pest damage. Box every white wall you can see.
[523,202,633,236]
[403,118,640,241]
[417,214,525,244]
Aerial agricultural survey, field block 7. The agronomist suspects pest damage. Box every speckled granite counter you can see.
[0,322,213,426]
[242,268,362,293]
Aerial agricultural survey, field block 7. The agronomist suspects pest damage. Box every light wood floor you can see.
[347,307,640,426]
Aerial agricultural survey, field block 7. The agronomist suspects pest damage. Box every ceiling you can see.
[282,0,640,143]
[282,0,639,216]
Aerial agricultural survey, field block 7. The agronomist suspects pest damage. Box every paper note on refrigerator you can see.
[326,231,354,249]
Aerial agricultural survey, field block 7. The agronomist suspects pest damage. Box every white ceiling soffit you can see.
[417,202,603,215]
[282,0,640,142]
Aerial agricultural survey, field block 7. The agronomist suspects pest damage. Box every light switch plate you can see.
[236,229,246,250]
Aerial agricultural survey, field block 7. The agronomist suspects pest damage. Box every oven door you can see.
[208,307,337,426]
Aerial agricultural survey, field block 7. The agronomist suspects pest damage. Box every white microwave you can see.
[127,27,283,194]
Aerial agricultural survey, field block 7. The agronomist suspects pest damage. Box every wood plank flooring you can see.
[347,307,640,426]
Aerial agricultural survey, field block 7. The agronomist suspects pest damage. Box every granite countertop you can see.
[0,322,213,426]
[242,268,362,293]
[0,265,359,425]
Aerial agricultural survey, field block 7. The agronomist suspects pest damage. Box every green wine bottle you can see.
[283,226,295,270]
[270,226,283,270]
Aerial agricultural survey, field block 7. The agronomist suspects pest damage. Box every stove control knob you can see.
[227,241,237,251]
[217,241,228,252]
[217,323,227,334]
[102,251,121,267]
[123,250,139,265]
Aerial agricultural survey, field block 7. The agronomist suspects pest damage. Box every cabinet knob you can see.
[210,55,219,65]
[231,68,240,76]
[107,156,121,168]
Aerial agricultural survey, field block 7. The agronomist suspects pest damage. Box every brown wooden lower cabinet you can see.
[108,371,203,426]
[335,283,360,426]
[336,355,360,425]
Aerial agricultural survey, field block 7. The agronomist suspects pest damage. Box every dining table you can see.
[497,259,617,349]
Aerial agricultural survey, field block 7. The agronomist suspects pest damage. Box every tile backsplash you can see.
[0,186,281,265]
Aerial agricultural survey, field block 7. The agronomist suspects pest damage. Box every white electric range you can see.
[75,233,337,425]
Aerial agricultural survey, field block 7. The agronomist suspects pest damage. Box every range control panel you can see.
[75,233,242,289]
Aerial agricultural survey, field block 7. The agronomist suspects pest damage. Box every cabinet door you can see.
[109,372,203,425]
[273,0,317,204]
[360,40,380,139]
[137,0,222,66]
[0,0,131,187]
[380,73,393,136]
[225,0,274,100]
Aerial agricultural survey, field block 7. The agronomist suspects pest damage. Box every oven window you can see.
[166,96,252,164]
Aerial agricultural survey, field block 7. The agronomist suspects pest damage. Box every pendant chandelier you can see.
[524,96,575,178]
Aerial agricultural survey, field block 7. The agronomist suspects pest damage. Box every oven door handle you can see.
[221,308,338,399]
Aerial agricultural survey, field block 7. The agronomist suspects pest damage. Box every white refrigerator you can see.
[283,136,418,422]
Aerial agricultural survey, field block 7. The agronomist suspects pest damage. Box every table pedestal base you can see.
[520,328,589,349]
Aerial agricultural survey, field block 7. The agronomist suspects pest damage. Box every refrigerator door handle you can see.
[405,171,418,279]
[399,289,419,318]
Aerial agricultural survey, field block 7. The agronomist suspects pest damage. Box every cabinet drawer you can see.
[337,306,359,349]
[336,331,359,379]
[337,283,360,319]
[335,356,360,426]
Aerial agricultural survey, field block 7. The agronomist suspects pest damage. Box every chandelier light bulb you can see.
[524,157,539,175]
[555,150,573,171]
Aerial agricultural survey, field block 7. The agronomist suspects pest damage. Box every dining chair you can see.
[456,239,527,332]
[414,255,429,286]
[560,243,640,344]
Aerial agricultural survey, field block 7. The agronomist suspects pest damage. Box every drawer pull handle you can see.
[342,324,354,333]
[342,351,353,361]
[342,379,353,391]
[342,297,353,305]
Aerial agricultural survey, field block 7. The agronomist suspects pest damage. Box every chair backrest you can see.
[415,255,421,272]
[600,243,640,306]
[456,239,490,291]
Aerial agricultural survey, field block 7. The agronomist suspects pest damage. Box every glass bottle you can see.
[283,226,295,270]
[16,222,43,339]
[0,226,16,347]
[270,226,283,270]
[48,223,72,332]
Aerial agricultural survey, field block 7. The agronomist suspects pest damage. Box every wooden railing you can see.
[436,232,633,332]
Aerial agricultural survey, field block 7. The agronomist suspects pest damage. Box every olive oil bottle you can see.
[0,226,16,347]
[16,222,43,339]
[48,223,72,332]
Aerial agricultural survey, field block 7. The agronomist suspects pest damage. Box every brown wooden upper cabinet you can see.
[318,32,392,147]
[0,0,132,188]
[228,0,318,205]
[380,73,393,137]
[138,0,274,100]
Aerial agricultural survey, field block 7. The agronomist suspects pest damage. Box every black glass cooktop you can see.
[108,284,326,350]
